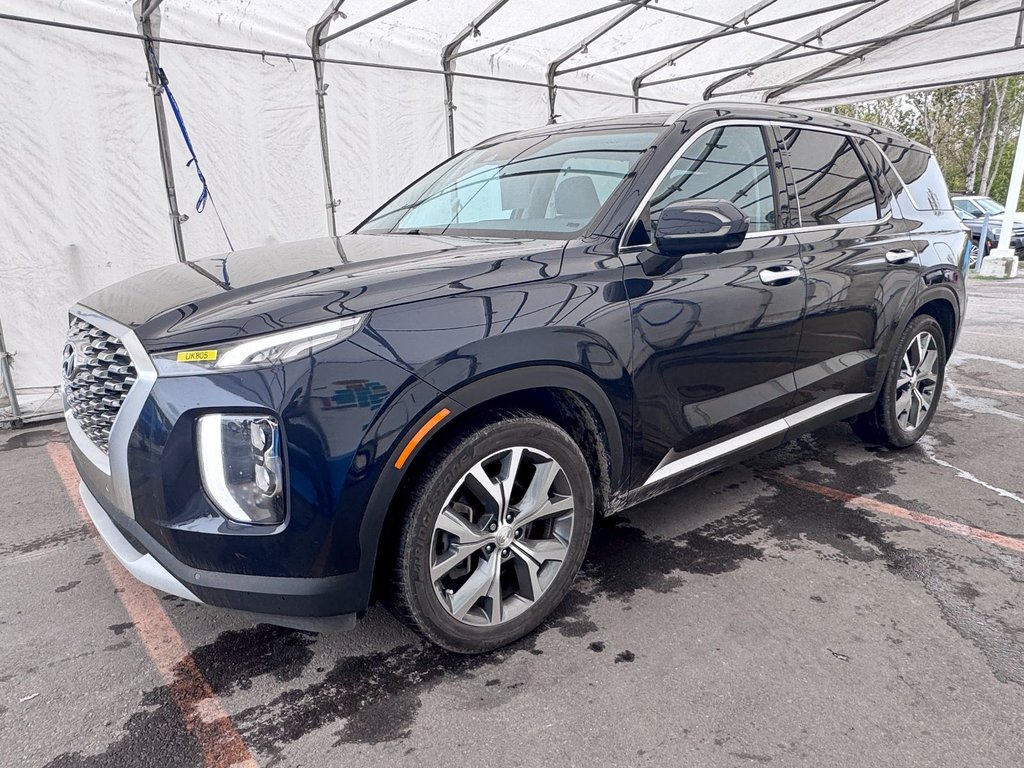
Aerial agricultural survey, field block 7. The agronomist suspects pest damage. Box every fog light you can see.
[196,414,285,525]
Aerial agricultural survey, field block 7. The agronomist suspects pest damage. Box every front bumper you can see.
[80,479,357,631]
[61,304,425,632]
[81,480,198,602]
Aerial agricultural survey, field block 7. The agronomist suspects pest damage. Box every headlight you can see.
[197,414,285,525]
[154,315,365,373]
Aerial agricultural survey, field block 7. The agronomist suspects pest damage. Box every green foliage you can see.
[826,76,1024,205]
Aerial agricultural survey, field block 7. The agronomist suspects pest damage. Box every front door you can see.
[623,124,806,491]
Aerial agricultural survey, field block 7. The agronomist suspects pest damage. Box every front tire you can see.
[852,314,946,448]
[388,412,594,654]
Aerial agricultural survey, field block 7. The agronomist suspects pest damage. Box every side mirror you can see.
[654,199,750,257]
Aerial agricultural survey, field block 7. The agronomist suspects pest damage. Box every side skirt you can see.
[643,392,874,487]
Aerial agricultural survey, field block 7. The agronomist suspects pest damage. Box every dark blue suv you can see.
[65,103,966,653]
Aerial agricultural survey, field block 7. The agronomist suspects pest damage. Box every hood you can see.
[79,234,563,351]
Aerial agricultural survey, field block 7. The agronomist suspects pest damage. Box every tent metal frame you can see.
[135,0,187,264]
[630,0,782,110]
[0,317,21,428]
[762,0,996,100]
[2,0,1024,425]
[442,0,512,156]
[555,0,875,76]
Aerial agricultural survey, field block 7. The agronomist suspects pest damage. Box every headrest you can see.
[554,175,600,219]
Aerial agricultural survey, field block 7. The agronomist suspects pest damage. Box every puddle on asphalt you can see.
[43,426,1024,766]
[0,428,65,452]
[0,524,89,557]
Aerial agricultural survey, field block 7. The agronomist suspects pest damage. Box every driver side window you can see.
[649,126,777,233]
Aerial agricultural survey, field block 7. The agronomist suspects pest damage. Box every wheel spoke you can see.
[915,386,934,413]
[512,536,568,566]
[512,552,543,602]
[901,352,915,378]
[497,447,525,515]
[915,333,929,366]
[431,539,489,582]
[895,388,913,418]
[513,493,574,529]
[449,555,497,621]
[464,464,503,516]
[909,389,924,428]
[918,347,938,378]
[435,507,489,545]
[483,555,504,624]
[517,459,560,510]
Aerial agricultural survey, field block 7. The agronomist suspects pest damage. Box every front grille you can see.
[63,317,137,452]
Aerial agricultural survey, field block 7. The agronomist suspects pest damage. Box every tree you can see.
[980,79,1008,196]
[826,75,1024,206]
[965,80,992,193]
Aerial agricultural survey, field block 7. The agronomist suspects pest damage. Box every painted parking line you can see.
[47,442,259,768]
[953,382,1024,399]
[961,330,1021,338]
[769,473,1024,555]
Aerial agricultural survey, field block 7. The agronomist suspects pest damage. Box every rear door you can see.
[774,126,920,413]
[622,123,806,490]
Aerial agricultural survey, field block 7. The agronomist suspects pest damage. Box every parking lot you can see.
[3,278,1024,768]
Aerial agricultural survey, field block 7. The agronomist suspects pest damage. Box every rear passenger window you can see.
[649,126,777,232]
[778,129,880,226]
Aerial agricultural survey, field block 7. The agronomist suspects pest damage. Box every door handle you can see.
[885,248,917,264]
[758,266,801,286]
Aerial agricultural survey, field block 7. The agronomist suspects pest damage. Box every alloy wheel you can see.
[895,330,939,431]
[430,446,575,626]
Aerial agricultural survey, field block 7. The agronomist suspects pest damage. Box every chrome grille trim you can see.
[63,307,158,522]
[64,316,138,453]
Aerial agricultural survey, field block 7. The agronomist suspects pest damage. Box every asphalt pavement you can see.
[3,277,1024,768]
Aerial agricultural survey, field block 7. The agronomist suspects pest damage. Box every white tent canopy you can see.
[1,0,1023,422]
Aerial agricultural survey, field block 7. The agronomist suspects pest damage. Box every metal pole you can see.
[442,0,511,156]
[763,0,983,101]
[308,1,348,238]
[559,0,873,76]
[450,2,637,62]
[546,0,650,124]
[977,212,991,271]
[719,43,1024,99]
[1016,0,1024,47]
[996,111,1024,254]
[631,0,779,110]
[641,2,1018,92]
[979,109,1024,277]
[0,13,694,110]
[320,0,418,44]
[134,0,187,263]
[0,316,22,427]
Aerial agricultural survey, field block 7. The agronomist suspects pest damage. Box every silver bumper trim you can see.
[80,481,201,603]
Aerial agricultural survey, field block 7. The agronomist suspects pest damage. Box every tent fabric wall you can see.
[1,0,1022,418]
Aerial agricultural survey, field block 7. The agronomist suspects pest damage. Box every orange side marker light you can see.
[394,408,450,469]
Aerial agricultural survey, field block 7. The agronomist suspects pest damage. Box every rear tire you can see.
[852,314,946,448]
[387,411,594,654]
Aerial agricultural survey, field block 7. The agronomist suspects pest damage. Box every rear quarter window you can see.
[881,145,953,212]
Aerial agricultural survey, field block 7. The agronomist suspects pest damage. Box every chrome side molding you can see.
[644,392,873,486]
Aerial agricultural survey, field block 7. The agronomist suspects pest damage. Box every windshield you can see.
[976,197,1005,215]
[357,127,660,238]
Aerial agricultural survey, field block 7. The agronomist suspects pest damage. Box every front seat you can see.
[554,175,601,220]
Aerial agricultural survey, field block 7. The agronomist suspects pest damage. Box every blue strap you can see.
[147,43,209,213]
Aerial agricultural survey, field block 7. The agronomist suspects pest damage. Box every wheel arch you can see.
[909,285,961,354]
[364,364,628,603]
